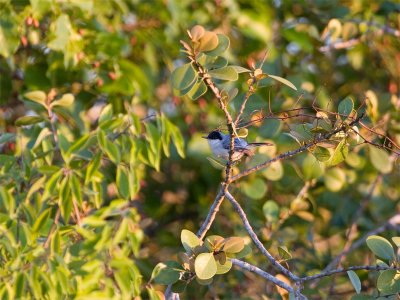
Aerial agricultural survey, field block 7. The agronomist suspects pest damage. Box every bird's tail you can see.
[247,142,274,147]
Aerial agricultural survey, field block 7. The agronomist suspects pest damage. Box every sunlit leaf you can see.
[194,252,217,280]
[366,235,395,261]
[15,116,45,126]
[51,93,74,108]
[205,34,230,56]
[209,66,238,81]
[347,270,361,294]
[181,229,201,253]
[268,74,297,90]
[368,146,392,174]
[24,91,47,107]
[223,237,244,253]
[197,31,219,52]
[172,63,197,90]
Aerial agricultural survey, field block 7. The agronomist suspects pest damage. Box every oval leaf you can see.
[190,25,205,41]
[338,97,354,117]
[208,66,238,81]
[205,34,230,56]
[24,91,47,107]
[15,116,45,126]
[268,74,297,90]
[197,31,219,52]
[215,259,232,275]
[369,146,392,174]
[181,229,201,253]
[194,252,217,280]
[223,237,244,253]
[187,79,207,100]
[172,63,197,90]
[347,270,361,294]
[366,235,395,261]
[51,93,74,108]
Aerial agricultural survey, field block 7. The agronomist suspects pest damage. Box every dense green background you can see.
[0,0,399,299]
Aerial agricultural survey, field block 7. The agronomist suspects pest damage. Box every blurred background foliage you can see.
[0,0,399,299]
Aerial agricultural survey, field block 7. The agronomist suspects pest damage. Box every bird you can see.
[203,130,273,161]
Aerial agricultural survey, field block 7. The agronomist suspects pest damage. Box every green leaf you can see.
[243,178,267,200]
[338,97,354,117]
[194,252,217,280]
[0,133,15,144]
[15,116,45,126]
[196,277,213,285]
[268,74,297,90]
[117,165,130,199]
[85,152,102,184]
[377,270,400,294]
[32,208,51,233]
[67,134,90,156]
[24,91,47,107]
[70,173,82,206]
[215,259,232,274]
[151,261,181,285]
[327,139,349,166]
[263,200,280,223]
[172,63,197,90]
[51,93,74,108]
[0,13,20,58]
[366,235,395,261]
[313,146,331,162]
[47,14,71,51]
[235,244,252,259]
[98,104,113,124]
[278,246,292,261]
[208,66,238,81]
[205,34,230,56]
[230,66,252,73]
[181,229,201,253]
[223,237,244,253]
[303,154,324,180]
[169,122,185,158]
[324,167,346,192]
[0,186,14,215]
[369,146,392,174]
[171,280,188,293]
[187,79,207,100]
[59,177,72,224]
[347,270,361,294]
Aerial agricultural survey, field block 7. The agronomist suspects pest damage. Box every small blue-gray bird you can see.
[203,130,272,161]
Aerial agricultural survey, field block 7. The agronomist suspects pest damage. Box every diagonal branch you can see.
[231,259,295,294]
[230,113,364,182]
[224,190,299,281]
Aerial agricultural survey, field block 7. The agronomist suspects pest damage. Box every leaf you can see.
[223,237,244,253]
[85,152,102,184]
[0,133,15,144]
[278,246,292,261]
[32,208,51,233]
[369,146,392,174]
[235,244,252,259]
[170,123,185,158]
[268,74,297,90]
[70,173,82,206]
[327,139,349,166]
[204,235,224,251]
[187,79,207,100]
[230,66,252,73]
[181,229,201,253]
[194,252,217,280]
[313,146,331,162]
[172,63,197,90]
[197,31,219,52]
[392,237,400,247]
[208,66,238,81]
[338,97,354,117]
[67,134,90,156]
[51,93,74,108]
[171,280,188,293]
[215,259,232,275]
[117,165,130,199]
[377,270,400,294]
[366,235,395,261]
[347,270,361,294]
[263,200,280,223]
[24,91,47,107]
[190,25,205,41]
[243,178,267,200]
[205,34,230,56]
[15,116,45,126]
[324,167,346,192]
[59,177,72,224]
[151,261,181,285]
[47,14,71,51]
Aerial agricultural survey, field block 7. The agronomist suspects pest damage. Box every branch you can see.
[196,186,225,240]
[301,265,400,282]
[224,190,299,281]
[230,113,364,182]
[231,259,296,294]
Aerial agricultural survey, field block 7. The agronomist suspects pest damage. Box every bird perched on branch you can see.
[203,130,273,161]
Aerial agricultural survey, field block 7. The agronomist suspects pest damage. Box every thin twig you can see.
[230,113,365,182]
[301,265,400,282]
[224,190,300,281]
[231,259,296,294]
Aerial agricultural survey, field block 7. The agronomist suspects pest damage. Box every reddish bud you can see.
[108,72,117,80]
[21,36,28,47]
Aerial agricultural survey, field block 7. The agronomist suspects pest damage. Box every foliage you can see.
[0,0,399,299]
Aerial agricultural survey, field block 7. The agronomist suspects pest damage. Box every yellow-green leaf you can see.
[194,252,217,280]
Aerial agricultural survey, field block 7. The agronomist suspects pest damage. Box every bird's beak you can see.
[202,136,208,139]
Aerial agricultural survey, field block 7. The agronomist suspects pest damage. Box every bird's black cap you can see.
[203,130,223,140]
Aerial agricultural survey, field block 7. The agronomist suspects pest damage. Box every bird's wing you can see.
[222,137,248,151]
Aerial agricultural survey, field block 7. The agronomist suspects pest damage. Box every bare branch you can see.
[196,186,225,240]
[230,113,365,182]
[224,190,299,281]
[231,259,296,294]
[301,265,400,282]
